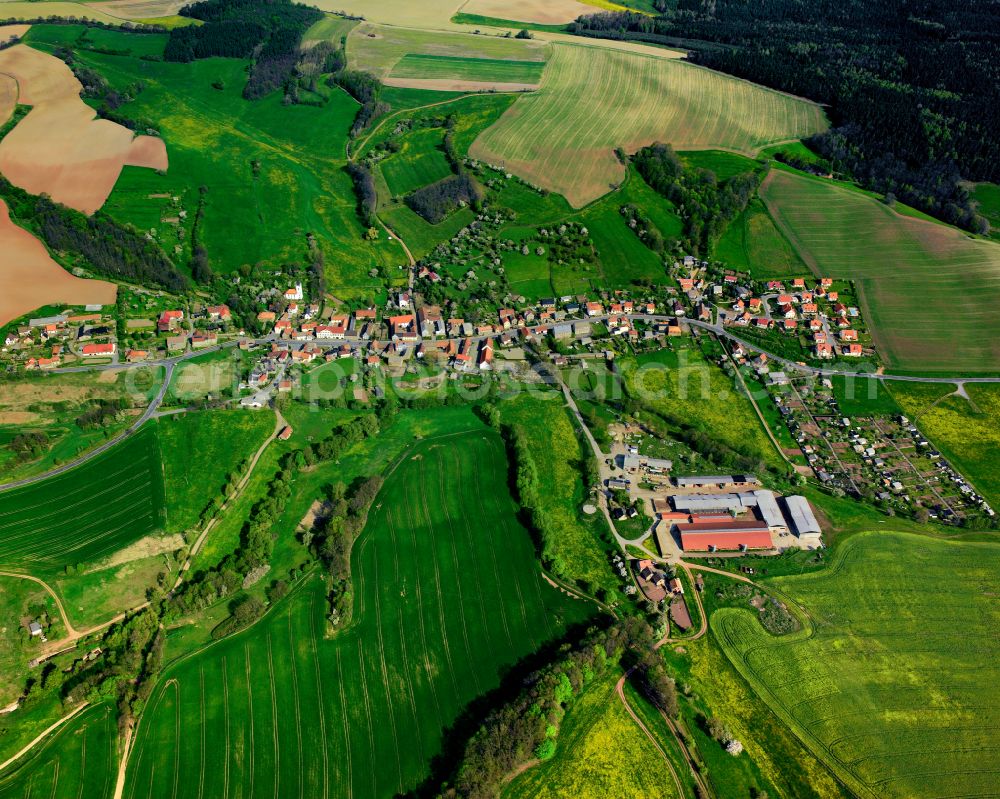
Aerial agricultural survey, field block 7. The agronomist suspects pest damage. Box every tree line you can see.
[570,0,997,233]
[632,143,760,256]
[0,177,188,293]
[164,0,322,99]
[434,617,677,798]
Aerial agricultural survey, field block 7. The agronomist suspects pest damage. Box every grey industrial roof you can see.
[752,490,787,530]
[674,474,759,486]
[784,495,821,536]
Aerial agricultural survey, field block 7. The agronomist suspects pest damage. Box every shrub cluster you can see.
[405,174,483,224]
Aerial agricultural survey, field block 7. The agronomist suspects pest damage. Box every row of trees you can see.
[570,1,995,233]
[0,177,188,292]
[439,617,676,798]
[331,70,388,138]
[405,173,483,224]
[165,0,322,99]
[632,143,760,256]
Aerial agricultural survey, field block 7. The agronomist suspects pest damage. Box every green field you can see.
[471,43,827,206]
[714,198,808,277]
[379,126,453,197]
[831,375,902,417]
[622,346,785,471]
[389,53,545,84]
[21,28,405,295]
[124,430,593,797]
[679,149,759,180]
[347,21,547,79]
[713,531,1000,799]
[891,382,1000,509]
[0,575,67,706]
[302,13,359,45]
[760,169,1000,373]
[973,182,1000,243]
[0,426,165,572]
[23,23,167,57]
[156,409,275,533]
[498,393,617,595]
[504,672,678,799]
[0,703,117,799]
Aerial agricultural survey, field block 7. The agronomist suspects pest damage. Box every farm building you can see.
[674,474,760,488]
[28,621,42,636]
[678,520,773,552]
[672,494,743,514]
[783,496,822,541]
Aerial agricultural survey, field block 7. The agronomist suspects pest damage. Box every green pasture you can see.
[973,182,1000,242]
[714,198,808,278]
[0,426,165,573]
[471,43,827,206]
[23,23,167,58]
[380,202,475,261]
[125,429,593,798]
[498,393,617,595]
[504,672,678,799]
[713,531,1000,799]
[303,13,359,45]
[156,409,275,533]
[760,169,1000,373]
[0,703,116,799]
[389,53,545,84]
[679,149,758,180]
[0,575,67,706]
[830,375,902,417]
[379,126,453,197]
[22,30,405,296]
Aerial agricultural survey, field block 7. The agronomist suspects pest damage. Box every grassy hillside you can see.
[713,531,1000,799]
[760,169,1000,373]
[389,53,545,84]
[714,197,808,278]
[21,28,405,296]
[498,393,618,596]
[156,409,275,533]
[503,672,679,799]
[124,430,594,798]
[620,344,785,472]
[471,43,827,206]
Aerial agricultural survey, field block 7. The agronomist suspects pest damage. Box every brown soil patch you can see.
[86,0,187,18]
[460,0,594,24]
[0,198,117,326]
[0,410,41,424]
[0,24,31,45]
[88,533,185,571]
[383,77,537,92]
[125,134,168,171]
[0,74,15,126]
[97,370,120,384]
[0,44,167,214]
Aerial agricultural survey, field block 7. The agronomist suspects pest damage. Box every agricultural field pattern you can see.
[0,1,998,798]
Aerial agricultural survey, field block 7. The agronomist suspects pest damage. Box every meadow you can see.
[714,197,808,278]
[891,382,1000,509]
[155,409,275,533]
[470,43,827,206]
[0,426,165,573]
[621,345,785,471]
[0,703,116,799]
[498,393,619,596]
[389,53,545,85]
[503,672,678,799]
[378,126,453,197]
[346,21,547,80]
[21,28,405,295]
[972,182,1000,243]
[760,169,1000,373]
[124,429,594,798]
[713,531,1000,799]
[0,574,67,705]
